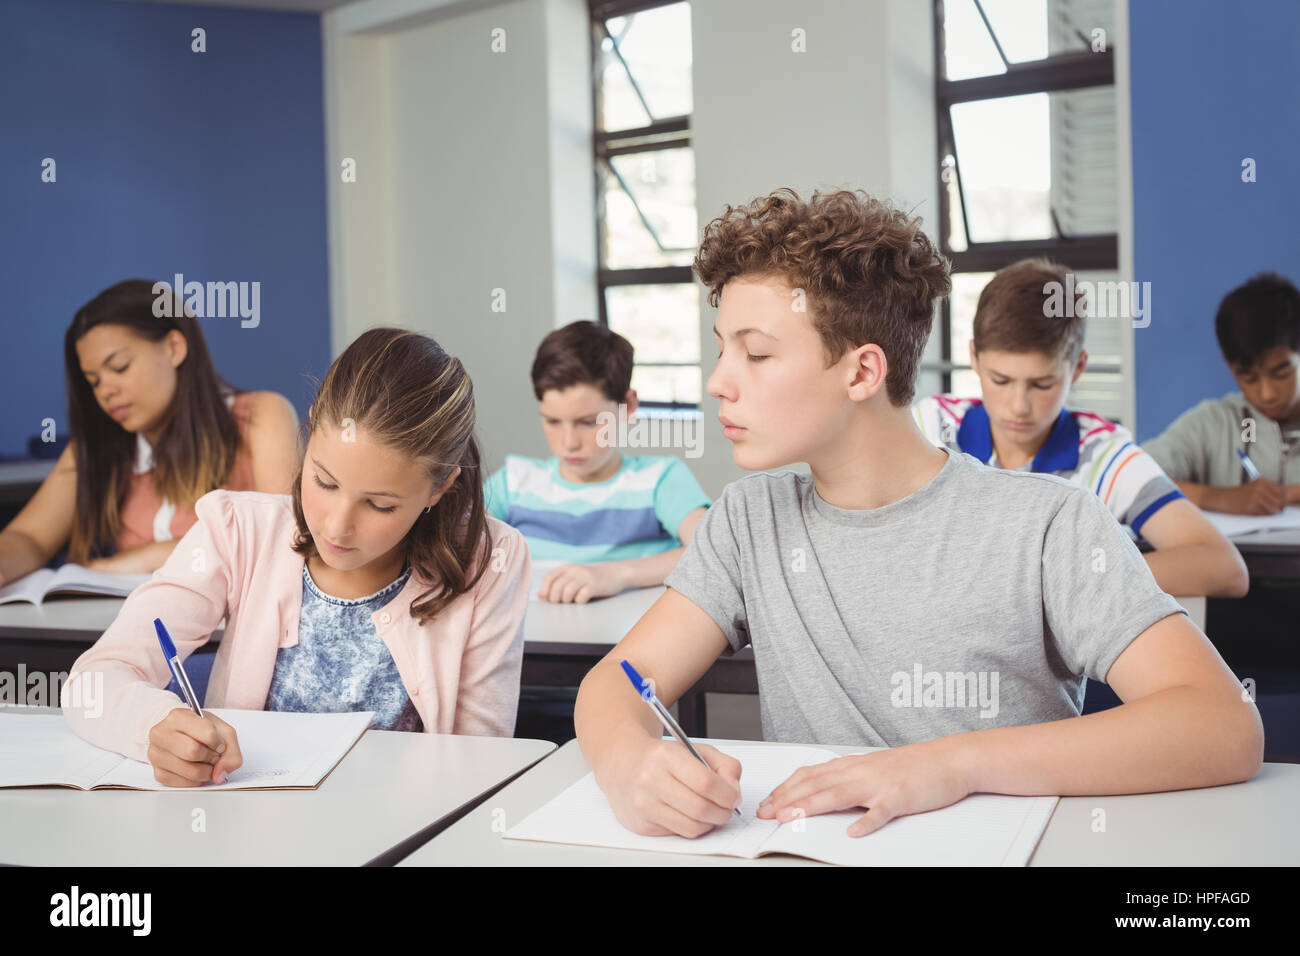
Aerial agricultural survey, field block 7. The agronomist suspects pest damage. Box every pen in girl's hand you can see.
[154,617,203,718]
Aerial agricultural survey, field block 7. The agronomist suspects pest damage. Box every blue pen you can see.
[1238,449,1262,482]
[155,617,203,718]
[620,660,742,817]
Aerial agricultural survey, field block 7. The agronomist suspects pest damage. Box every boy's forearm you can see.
[1142,543,1248,598]
[952,685,1263,797]
[1173,480,1220,510]
[606,547,684,590]
[574,657,663,776]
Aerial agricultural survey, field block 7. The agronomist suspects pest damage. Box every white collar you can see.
[131,390,236,475]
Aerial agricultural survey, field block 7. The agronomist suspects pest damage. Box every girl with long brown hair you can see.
[0,279,300,583]
[60,328,529,785]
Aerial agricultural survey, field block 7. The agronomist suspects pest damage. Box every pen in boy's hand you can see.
[1237,448,1262,482]
[619,659,743,817]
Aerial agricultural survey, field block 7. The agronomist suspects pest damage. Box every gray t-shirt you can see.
[665,448,1184,747]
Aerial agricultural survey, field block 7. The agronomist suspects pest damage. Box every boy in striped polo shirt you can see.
[915,258,1247,598]
[484,321,710,604]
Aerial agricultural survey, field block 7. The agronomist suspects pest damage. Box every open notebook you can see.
[0,709,373,790]
[505,743,1058,866]
[0,565,150,605]
[1204,506,1300,538]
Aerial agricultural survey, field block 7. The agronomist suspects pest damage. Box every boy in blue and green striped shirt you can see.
[484,321,710,603]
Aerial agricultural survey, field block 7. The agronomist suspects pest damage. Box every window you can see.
[591,0,699,409]
[932,0,1124,421]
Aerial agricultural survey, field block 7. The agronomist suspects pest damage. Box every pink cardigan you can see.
[61,490,530,762]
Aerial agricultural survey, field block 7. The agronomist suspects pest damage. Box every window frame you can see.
[930,0,1120,393]
[590,0,699,412]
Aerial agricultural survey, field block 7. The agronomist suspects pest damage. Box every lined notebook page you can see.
[505,744,838,857]
[505,742,1057,865]
[759,792,1057,866]
[1205,506,1300,537]
[0,712,124,788]
[99,709,374,790]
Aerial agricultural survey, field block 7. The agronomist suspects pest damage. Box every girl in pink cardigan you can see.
[61,328,530,787]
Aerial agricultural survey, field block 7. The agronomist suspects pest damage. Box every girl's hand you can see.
[536,562,627,604]
[146,709,244,787]
[757,737,974,837]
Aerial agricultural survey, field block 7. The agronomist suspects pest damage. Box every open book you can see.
[0,564,150,605]
[505,743,1057,866]
[0,709,373,791]
[1204,506,1300,538]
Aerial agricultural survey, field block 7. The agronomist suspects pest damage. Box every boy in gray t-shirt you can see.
[573,188,1263,843]
[665,448,1181,747]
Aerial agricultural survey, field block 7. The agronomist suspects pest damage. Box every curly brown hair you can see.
[694,188,951,405]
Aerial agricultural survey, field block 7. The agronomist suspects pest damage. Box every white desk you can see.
[523,585,662,651]
[0,707,556,866]
[1173,595,1206,631]
[400,737,1300,866]
[0,459,55,507]
[0,584,662,649]
[0,597,153,643]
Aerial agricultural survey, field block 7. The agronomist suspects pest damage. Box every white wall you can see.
[324,0,596,474]
[325,0,935,495]
[689,0,939,496]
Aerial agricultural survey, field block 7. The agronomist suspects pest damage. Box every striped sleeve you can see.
[482,463,510,521]
[1080,424,1184,535]
[652,458,712,541]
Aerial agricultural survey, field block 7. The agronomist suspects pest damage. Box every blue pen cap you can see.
[154,617,178,660]
[619,659,655,701]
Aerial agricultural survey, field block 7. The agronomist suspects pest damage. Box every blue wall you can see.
[1130,0,1300,440]
[0,0,329,457]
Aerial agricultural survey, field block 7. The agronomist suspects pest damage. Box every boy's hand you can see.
[146,709,244,787]
[536,562,627,603]
[1214,478,1287,515]
[595,736,743,838]
[757,738,972,837]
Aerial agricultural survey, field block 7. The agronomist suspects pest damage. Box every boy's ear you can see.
[624,388,639,416]
[1070,349,1088,384]
[968,341,979,373]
